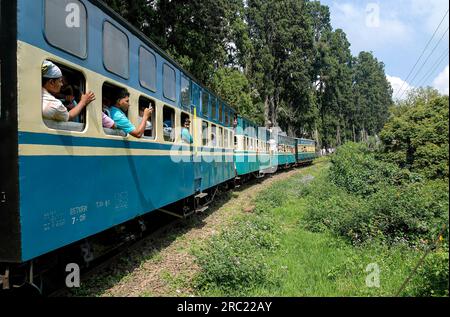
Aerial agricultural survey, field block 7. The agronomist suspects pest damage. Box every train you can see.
[0,0,317,293]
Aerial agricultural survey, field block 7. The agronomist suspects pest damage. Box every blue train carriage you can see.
[0,0,236,267]
[295,138,317,164]
[233,115,272,177]
[276,134,297,167]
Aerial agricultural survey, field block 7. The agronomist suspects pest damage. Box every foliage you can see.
[193,215,280,294]
[103,0,394,144]
[380,88,449,179]
[303,143,449,247]
[407,250,449,297]
[329,142,420,196]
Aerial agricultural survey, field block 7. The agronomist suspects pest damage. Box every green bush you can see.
[367,180,449,245]
[303,158,448,246]
[407,250,449,297]
[380,93,449,179]
[329,142,420,197]
[193,215,279,294]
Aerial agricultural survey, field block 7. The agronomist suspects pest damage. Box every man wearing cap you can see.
[42,60,95,122]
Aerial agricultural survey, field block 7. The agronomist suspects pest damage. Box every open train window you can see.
[180,112,192,144]
[211,124,217,147]
[42,61,86,132]
[139,96,155,139]
[218,127,223,148]
[102,83,127,137]
[224,129,229,149]
[202,121,209,146]
[163,106,175,142]
[44,0,87,59]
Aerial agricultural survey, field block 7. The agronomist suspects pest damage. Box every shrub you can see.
[193,215,279,294]
[407,250,449,297]
[329,142,419,197]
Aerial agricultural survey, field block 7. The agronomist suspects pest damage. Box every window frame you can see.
[103,20,130,79]
[138,95,156,140]
[163,63,176,102]
[139,46,157,92]
[42,61,87,133]
[201,90,209,118]
[202,120,209,146]
[162,104,176,143]
[43,0,88,59]
[180,74,191,110]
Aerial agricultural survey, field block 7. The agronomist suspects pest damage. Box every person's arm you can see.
[129,108,152,138]
[68,91,95,120]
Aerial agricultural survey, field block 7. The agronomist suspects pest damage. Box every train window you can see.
[102,83,127,136]
[225,108,229,127]
[180,112,192,144]
[42,61,86,132]
[211,124,217,147]
[211,97,217,121]
[201,91,209,117]
[103,21,129,78]
[224,129,229,149]
[181,75,191,109]
[139,47,157,92]
[139,96,155,139]
[218,103,223,123]
[44,0,87,59]
[192,83,201,110]
[163,64,176,102]
[218,127,223,148]
[163,106,175,142]
[234,136,238,148]
[202,121,209,146]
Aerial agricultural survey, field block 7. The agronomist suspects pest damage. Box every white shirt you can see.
[42,88,69,122]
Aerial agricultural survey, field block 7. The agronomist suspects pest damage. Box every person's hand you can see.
[143,107,151,119]
[80,91,96,106]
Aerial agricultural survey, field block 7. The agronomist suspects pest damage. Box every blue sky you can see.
[319,0,449,99]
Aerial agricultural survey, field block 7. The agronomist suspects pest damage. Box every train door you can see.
[191,82,203,192]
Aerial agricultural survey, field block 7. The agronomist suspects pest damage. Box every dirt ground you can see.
[75,167,310,297]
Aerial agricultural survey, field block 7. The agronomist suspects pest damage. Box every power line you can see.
[398,26,449,100]
[394,9,449,99]
[416,47,449,89]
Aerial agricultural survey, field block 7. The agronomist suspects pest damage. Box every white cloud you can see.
[387,75,414,100]
[432,65,449,95]
[330,2,413,54]
[409,0,450,34]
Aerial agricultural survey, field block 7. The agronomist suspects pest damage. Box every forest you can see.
[103,0,393,148]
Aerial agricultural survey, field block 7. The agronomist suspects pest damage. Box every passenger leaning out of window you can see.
[110,89,152,138]
[41,60,95,122]
[181,118,193,144]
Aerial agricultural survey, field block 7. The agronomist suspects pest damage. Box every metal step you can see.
[195,206,209,214]
[195,192,208,199]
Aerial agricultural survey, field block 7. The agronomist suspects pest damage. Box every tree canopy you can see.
[103,0,395,147]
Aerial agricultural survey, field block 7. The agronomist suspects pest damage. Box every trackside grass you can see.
[191,158,442,296]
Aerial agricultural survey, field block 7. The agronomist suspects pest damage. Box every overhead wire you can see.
[397,26,449,100]
[394,9,449,99]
